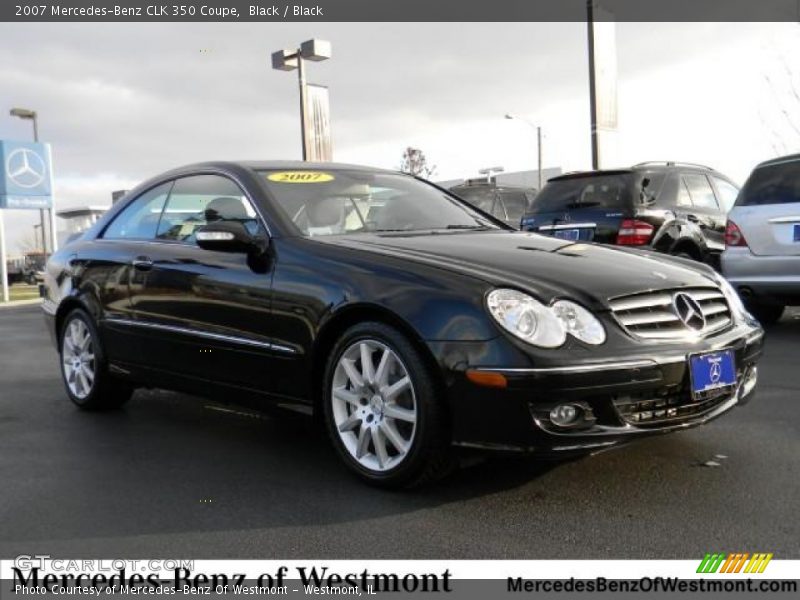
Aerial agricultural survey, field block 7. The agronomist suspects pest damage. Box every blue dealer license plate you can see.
[552,228,581,241]
[689,350,736,396]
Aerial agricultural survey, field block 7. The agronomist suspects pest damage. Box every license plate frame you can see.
[688,349,737,399]
[552,228,581,241]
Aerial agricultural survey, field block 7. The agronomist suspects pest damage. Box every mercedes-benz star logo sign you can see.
[673,293,706,331]
[5,148,46,189]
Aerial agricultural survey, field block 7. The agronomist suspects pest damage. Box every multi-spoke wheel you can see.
[59,309,133,410]
[323,322,454,487]
[331,339,417,472]
[62,318,95,399]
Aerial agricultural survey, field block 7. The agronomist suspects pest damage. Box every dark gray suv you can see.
[521,161,739,268]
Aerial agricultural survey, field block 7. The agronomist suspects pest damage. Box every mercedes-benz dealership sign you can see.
[0,140,53,209]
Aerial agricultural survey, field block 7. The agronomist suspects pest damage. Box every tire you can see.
[322,322,454,488]
[747,301,785,326]
[59,308,133,410]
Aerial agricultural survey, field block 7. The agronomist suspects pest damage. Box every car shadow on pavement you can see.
[1,387,563,545]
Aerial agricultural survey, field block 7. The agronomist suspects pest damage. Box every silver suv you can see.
[722,154,800,324]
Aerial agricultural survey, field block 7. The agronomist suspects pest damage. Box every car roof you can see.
[165,160,401,176]
[549,162,721,182]
[754,153,800,169]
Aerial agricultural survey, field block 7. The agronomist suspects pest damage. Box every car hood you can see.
[317,231,718,310]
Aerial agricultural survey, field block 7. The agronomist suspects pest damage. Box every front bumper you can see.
[432,321,764,454]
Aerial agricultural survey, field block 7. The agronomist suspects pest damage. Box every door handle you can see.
[132,256,154,271]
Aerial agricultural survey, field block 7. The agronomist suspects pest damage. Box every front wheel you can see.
[747,301,785,326]
[59,308,133,410]
[322,322,453,488]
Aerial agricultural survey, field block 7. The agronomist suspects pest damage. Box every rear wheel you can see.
[322,322,453,488]
[59,308,133,410]
[747,301,785,326]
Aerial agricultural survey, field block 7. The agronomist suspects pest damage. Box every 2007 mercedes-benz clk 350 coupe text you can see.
[43,162,764,487]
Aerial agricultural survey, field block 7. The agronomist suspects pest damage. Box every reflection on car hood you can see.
[318,231,717,309]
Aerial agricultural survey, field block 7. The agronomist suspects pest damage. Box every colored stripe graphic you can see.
[697,552,772,574]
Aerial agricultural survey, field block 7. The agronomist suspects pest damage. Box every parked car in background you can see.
[722,154,800,324]
[5,257,24,285]
[449,179,535,228]
[520,162,739,267]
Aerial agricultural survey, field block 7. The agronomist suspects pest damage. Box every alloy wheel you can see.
[331,339,418,472]
[61,318,96,400]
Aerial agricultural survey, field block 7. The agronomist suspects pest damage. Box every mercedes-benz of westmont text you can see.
[722,154,800,325]
[43,162,764,487]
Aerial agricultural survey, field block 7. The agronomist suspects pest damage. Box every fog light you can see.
[550,403,581,427]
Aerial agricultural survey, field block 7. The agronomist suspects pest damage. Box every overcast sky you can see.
[0,21,799,252]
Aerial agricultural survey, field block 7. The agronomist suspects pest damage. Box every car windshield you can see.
[260,169,501,236]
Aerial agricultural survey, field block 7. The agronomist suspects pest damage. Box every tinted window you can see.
[103,182,172,240]
[529,174,634,213]
[683,174,719,209]
[737,160,800,206]
[676,177,693,207]
[156,175,261,243]
[261,170,499,236]
[712,177,739,212]
[500,191,529,222]
[638,172,666,204]
[453,188,496,214]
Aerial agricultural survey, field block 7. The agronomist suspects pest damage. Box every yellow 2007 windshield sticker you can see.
[267,171,335,183]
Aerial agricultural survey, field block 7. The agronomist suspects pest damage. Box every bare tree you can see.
[399,147,437,179]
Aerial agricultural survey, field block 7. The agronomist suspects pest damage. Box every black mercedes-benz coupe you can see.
[43,161,764,487]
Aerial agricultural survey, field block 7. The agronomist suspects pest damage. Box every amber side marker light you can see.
[466,370,508,389]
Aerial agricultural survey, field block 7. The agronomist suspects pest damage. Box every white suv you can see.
[722,154,800,324]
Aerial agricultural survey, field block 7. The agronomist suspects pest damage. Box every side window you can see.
[155,175,262,243]
[676,177,693,207]
[102,182,173,240]
[500,192,529,222]
[712,177,739,212]
[683,174,719,210]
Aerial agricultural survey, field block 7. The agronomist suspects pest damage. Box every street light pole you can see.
[272,39,331,161]
[587,0,600,170]
[505,114,544,190]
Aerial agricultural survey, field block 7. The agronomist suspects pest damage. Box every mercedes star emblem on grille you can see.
[673,293,706,331]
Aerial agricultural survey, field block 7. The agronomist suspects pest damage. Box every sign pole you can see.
[0,210,8,303]
[47,144,58,252]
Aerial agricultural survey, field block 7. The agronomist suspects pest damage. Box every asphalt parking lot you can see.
[1,304,798,559]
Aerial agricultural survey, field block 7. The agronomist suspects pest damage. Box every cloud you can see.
[0,21,797,252]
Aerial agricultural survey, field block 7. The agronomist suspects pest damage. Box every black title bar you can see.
[3,0,800,22]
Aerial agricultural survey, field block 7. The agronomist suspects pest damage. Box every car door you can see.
[680,173,726,251]
[731,158,800,256]
[82,181,174,367]
[126,173,283,394]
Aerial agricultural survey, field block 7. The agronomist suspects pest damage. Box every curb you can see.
[0,298,42,309]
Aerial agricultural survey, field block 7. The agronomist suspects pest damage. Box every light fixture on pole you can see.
[271,39,331,161]
[505,114,543,191]
[478,166,504,183]
[9,107,48,256]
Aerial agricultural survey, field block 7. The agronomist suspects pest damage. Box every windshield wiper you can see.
[444,224,489,230]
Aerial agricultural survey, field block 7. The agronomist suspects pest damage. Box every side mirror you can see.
[196,221,268,255]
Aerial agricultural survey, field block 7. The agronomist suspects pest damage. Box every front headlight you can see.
[486,289,606,348]
[551,299,607,345]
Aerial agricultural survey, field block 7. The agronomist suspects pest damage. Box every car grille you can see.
[608,287,732,340]
[612,384,734,426]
